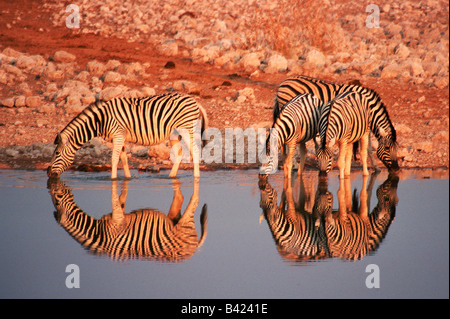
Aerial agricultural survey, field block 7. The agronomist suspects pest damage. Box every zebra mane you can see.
[58,100,103,145]
[362,87,397,143]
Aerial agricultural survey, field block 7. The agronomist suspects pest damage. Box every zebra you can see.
[48,178,208,262]
[315,91,372,179]
[316,89,398,178]
[273,75,399,172]
[258,174,329,262]
[315,173,398,261]
[260,93,323,178]
[47,93,208,179]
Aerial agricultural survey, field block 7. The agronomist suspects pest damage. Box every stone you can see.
[141,86,156,96]
[147,143,171,160]
[407,59,424,77]
[86,60,106,76]
[305,49,326,67]
[102,71,122,83]
[0,97,15,107]
[99,87,122,101]
[158,39,179,56]
[25,96,42,108]
[53,50,76,63]
[380,63,403,79]
[2,47,22,58]
[240,52,261,71]
[173,80,201,94]
[264,54,288,73]
[14,95,26,107]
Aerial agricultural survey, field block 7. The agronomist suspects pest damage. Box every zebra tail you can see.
[272,97,280,122]
[197,204,208,248]
[198,103,208,148]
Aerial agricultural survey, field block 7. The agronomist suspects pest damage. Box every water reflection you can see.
[258,172,399,263]
[47,178,208,262]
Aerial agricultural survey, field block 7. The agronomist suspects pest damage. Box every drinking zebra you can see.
[258,174,329,262]
[260,93,323,178]
[47,93,208,179]
[273,75,398,172]
[316,173,398,261]
[316,89,398,178]
[48,178,208,262]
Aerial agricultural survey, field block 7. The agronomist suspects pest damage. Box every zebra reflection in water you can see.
[258,172,398,263]
[48,179,207,262]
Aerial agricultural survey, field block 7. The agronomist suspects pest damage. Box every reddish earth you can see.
[0,0,448,173]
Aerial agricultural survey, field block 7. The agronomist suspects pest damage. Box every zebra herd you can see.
[47,74,399,179]
[258,172,399,262]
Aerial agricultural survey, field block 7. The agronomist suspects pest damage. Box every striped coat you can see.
[47,93,208,179]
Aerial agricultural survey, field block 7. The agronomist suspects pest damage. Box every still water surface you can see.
[0,168,448,299]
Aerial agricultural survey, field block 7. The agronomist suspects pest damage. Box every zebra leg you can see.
[111,180,125,224]
[168,180,183,222]
[359,133,370,176]
[368,135,380,172]
[298,142,307,176]
[111,135,126,179]
[169,138,183,178]
[120,146,131,179]
[337,142,347,179]
[283,142,296,180]
[189,131,201,178]
[344,143,353,177]
[358,174,369,219]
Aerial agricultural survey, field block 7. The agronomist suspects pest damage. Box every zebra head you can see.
[376,127,399,173]
[315,136,334,174]
[47,132,76,178]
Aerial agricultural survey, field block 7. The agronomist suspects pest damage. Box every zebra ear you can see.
[54,133,62,145]
[379,127,388,137]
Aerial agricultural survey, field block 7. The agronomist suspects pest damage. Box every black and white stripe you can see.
[316,88,398,177]
[316,91,372,178]
[274,75,398,173]
[258,176,328,262]
[47,93,208,179]
[260,93,323,177]
[48,179,208,262]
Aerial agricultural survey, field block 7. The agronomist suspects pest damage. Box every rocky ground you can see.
[0,0,448,175]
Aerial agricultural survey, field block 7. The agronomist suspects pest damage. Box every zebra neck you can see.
[61,108,100,148]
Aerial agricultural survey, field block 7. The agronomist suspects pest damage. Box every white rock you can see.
[305,49,326,67]
[240,52,261,71]
[25,96,42,108]
[53,50,76,63]
[265,54,288,73]
[158,39,178,56]
[99,87,122,101]
[102,71,122,83]
[86,60,106,76]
